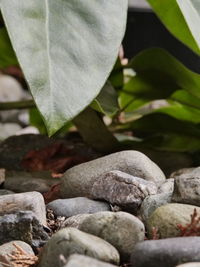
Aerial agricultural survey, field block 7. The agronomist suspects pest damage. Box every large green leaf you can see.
[0,27,18,68]
[120,48,200,112]
[0,0,128,135]
[177,0,200,50]
[147,0,200,55]
[129,48,200,98]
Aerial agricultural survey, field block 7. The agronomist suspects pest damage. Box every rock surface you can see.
[131,237,200,267]
[147,203,200,238]
[63,254,117,267]
[0,189,14,195]
[0,191,46,225]
[0,240,35,267]
[158,178,174,194]
[47,197,110,217]
[0,168,5,185]
[63,214,91,228]
[61,150,165,198]
[38,228,120,267]
[4,171,58,193]
[172,176,200,206]
[139,193,172,223]
[0,211,49,247]
[90,171,157,213]
[78,211,145,261]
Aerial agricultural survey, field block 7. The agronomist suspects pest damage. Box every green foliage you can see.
[0,0,128,136]
[0,27,18,68]
[147,0,200,55]
[1,0,200,153]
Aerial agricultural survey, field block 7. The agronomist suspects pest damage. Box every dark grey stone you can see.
[0,211,49,248]
[131,237,200,267]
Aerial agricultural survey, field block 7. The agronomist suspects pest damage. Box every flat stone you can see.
[65,211,145,262]
[38,228,120,267]
[158,178,174,194]
[0,240,34,267]
[0,189,14,195]
[131,237,200,267]
[4,171,58,193]
[139,193,172,223]
[90,171,157,213]
[0,191,46,225]
[147,203,200,238]
[172,176,200,206]
[0,211,49,248]
[61,150,165,198]
[63,254,117,267]
[47,197,110,217]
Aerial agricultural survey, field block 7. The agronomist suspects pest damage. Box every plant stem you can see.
[0,100,35,110]
[73,107,120,153]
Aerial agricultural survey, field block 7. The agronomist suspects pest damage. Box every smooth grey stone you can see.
[131,237,200,267]
[0,240,35,267]
[4,171,58,193]
[63,254,117,267]
[61,150,165,198]
[0,191,46,225]
[0,189,14,195]
[146,203,200,238]
[139,193,172,223]
[90,170,157,213]
[47,197,110,217]
[78,211,145,262]
[172,176,200,206]
[158,178,174,194]
[38,228,120,267]
[0,211,49,247]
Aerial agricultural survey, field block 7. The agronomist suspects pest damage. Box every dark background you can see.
[123,7,200,73]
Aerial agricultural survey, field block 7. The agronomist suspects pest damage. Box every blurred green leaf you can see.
[90,82,119,116]
[147,0,200,55]
[124,113,200,152]
[0,27,18,68]
[171,90,200,109]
